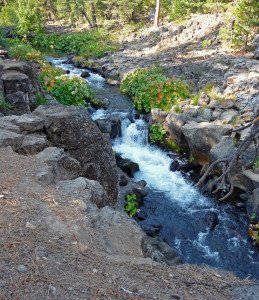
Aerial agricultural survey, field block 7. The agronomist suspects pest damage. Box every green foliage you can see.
[201,39,212,48]
[125,194,138,217]
[169,0,234,21]
[249,221,259,245]
[232,0,259,51]
[0,91,13,110]
[31,31,119,58]
[149,122,166,144]
[15,0,43,35]
[253,156,259,172]
[121,67,189,113]
[174,105,183,114]
[39,62,94,106]
[36,94,48,106]
[8,39,43,61]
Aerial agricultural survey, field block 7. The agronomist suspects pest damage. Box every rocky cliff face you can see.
[0,58,48,115]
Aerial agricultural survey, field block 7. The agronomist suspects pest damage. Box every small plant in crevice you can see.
[149,123,166,144]
[125,194,138,217]
[0,92,13,110]
[249,213,259,245]
[253,156,259,172]
[201,39,211,48]
[36,94,48,106]
[174,105,183,114]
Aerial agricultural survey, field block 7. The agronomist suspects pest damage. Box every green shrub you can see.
[8,39,43,60]
[125,194,138,217]
[31,31,119,58]
[149,122,166,144]
[39,62,94,107]
[121,67,189,113]
[16,0,43,35]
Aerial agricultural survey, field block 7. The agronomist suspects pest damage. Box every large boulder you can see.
[164,112,186,147]
[56,177,108,208]
[35,147,82,185]
[0,60,45,114]
[33,104,119,206]
[149,108,168,126]
[209,136,237,164]
[182,121,232,162]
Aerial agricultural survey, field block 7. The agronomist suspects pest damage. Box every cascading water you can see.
[48,57,259,279]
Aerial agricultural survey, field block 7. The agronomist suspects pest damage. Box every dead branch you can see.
[195,111,259,201]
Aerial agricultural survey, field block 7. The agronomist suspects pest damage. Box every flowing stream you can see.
[48,57,259,279]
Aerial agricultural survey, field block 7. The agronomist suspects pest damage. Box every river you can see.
[47,56,259,279]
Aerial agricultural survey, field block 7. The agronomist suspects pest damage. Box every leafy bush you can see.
[125,194,138,217]
[121,67,189,113]
[149,123,166,144]
[31,31,119,58]
[8,39,43,60]
[16,0,43,35]
[39,62,94,106]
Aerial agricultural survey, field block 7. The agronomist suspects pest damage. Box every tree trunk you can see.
[154,0,160,28]
[91,1,98,28]
[74,0,93,29]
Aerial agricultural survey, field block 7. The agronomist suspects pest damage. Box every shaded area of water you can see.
[48,57,259,279]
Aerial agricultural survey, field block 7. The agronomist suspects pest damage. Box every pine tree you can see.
[233,0,259,51]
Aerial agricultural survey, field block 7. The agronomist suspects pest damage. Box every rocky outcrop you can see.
[182,121,232,162]
[33,103,119,205]
[56,177,108,208]
[0,58,47,115]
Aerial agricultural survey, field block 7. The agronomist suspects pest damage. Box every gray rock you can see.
[35,166,55,186]
[254,34,259,49]
[5,92,30,114]
[0,129,24,150]
[0,114,44,133]
[246,188,259,222]
[142,237,182,266]
[118,169,147,210]
[17,265,27,273]
[164,112,186,146]
[56,177,107,208]
[36,147,81,182]
[1,71,29,94]
[95,117,121,139]
[182,121,232,159]
[91,98,110,109]
[81,71,90,78]
[17,134,49,155]
[118,158,139,178]
[198,92,210,106]
[209,136,236,164]
[149,108,168,126]
[33,105,119,206]
[231,284,259,300]
[219,110,238,123]
[254,48,259,60]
